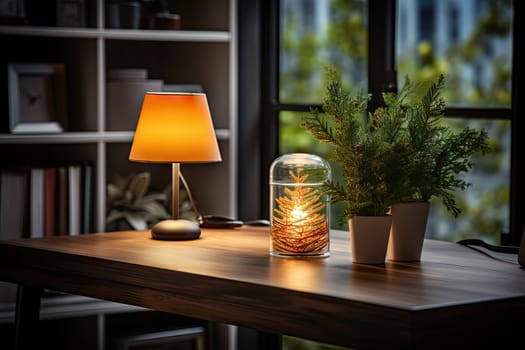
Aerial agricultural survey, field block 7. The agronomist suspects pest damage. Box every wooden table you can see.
[1,227,524,349]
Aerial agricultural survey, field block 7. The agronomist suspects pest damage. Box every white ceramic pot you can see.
[349,215,392,265]
[387,201,430,262]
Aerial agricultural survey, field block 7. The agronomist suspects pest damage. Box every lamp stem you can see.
[172,162,180,220]
[149,162,200,240]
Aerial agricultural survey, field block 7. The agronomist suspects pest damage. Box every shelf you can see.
[0,25,230,42]
[0,294,145,323]
[1,0,236,346]
[102,29,230,42]
[0,129,230,144]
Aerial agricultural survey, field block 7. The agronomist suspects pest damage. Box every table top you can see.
[1,227,524,348]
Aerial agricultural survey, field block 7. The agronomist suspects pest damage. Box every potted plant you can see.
[301,68,395,264]
[106,172,197,231]
[373,74,489,261]
[301,68,489,264]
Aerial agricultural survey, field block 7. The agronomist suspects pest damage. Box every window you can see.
[395,0,512,243]
[238,0,523,246]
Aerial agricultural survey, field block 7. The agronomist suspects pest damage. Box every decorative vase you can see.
[119,1,141,29]
[349,215,392,264]
[387,201,430,262]
[269,153,331,258]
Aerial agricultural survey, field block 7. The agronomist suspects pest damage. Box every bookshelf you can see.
[0,0,237,347]
[0,0,237,235]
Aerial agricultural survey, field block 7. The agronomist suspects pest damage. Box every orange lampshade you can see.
[129,92,222,163]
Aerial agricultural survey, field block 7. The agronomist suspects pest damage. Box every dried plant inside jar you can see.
[271,168,329,255]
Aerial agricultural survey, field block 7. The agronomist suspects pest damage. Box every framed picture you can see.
[56,0,85,27]
[8,63,68,134]
[0,0,26,24]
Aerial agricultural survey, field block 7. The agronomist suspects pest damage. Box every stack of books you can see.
[0,161,94,240]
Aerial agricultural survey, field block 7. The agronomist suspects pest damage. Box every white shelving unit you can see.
[0,0,237,232]
[0,1,237,347]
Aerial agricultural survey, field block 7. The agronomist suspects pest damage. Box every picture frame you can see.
[8,63,68,134]
[0,0,26,24]
[56,0,85,27]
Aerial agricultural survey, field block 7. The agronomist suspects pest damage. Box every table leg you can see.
[237,328,282,350]
[257,331,282,350]
[14,284,42,350]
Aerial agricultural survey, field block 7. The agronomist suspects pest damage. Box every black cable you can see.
[457,238,519,254]
[457,238,520,265]
[179,171,270,229]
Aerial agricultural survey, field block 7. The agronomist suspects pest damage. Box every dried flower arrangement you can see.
[271,168,329,254]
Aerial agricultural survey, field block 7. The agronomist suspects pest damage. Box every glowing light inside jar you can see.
[269,155,331,257]
[291,206,307,221]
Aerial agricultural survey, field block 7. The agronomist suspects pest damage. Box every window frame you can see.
[237,0,524,245]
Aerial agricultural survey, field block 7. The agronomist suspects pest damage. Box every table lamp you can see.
[129,92,222,240]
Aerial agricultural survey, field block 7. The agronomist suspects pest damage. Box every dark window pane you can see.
[280,0,368,104]
[279,111,332,156]
[396,0,512,108]
[427,118,510,244]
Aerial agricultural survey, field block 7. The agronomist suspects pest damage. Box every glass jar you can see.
[269,153,331,257]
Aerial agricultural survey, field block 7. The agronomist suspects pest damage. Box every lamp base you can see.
[150,219,201,240]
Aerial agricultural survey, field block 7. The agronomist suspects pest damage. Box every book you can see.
[0,282,18,304]
[82,162,93,233]
[0,168,29,240]
[68,164,82,235]
[56,166,69,236]
[44,167,57,236]
[30,167,45,238]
